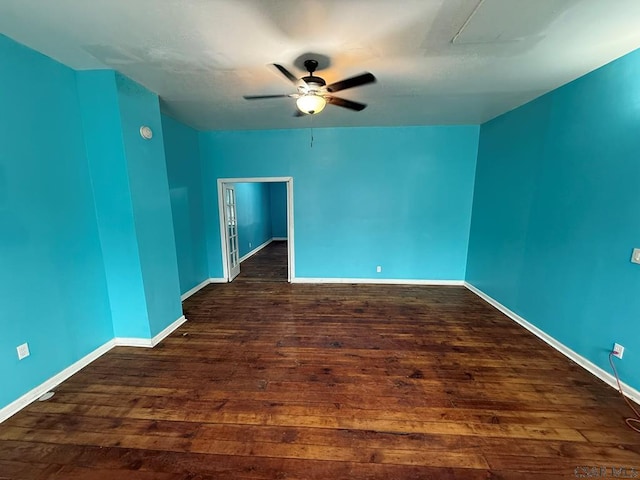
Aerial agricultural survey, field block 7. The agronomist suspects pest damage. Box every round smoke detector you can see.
[139,126,153,140]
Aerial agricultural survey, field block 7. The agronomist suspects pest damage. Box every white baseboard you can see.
[114,315,187,347]
[0,315,187,424]
[9,283,635,426]
[464,282,640,405]
[113,337,153,347]
[151,315,186,346]
[292,277,464,286]
[0,339,116,424]
[180,279,211,301]
[239,238,273,264]
[180,278,226,301]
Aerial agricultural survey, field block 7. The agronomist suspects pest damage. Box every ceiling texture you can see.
[2,0,640,131]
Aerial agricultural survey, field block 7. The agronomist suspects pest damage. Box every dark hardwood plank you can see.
[1,241,639,478]
[236,240,288,282]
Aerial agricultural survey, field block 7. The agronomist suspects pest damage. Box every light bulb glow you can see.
[296,94,327,115]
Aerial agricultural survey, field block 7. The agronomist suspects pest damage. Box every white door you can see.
[224,184,240,281]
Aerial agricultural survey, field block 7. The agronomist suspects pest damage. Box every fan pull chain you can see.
[310,114,314,148]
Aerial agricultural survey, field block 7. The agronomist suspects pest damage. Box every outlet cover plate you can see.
[613,343,624,359]
[632,248,640,264]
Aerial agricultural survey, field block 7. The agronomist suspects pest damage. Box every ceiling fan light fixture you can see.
[296,94,326,115]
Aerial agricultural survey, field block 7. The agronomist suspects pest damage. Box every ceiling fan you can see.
[243,59,376,115]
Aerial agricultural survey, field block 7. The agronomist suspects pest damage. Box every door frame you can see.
[217,176,295,282]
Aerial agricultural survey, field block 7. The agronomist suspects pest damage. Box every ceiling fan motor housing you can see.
[300,75,326,94]
[302,75,326,86]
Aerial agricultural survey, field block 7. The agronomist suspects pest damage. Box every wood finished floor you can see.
[1,241,639,479]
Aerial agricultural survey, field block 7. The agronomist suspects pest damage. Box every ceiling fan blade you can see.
[327,96,367,111]
[326,72,376,93]
[272,64,299,85]
[243,94,290,100]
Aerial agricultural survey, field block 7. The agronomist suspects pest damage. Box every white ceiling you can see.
[2,0,640,131]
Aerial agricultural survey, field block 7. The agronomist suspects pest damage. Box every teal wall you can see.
[235,183,272,258]
[114,75,183,336]
[467,48,640,390]
[0,35,113,407]
[1,35,184,412]
[77,72,183,338]
[200,126,480,280]
[77,71,150,338]
[269,182,288,238]
[162,115,208,295]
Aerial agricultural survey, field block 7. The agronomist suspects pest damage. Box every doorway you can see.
[217,177,295,282]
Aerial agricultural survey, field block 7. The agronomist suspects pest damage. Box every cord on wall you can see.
[609,351,640,434]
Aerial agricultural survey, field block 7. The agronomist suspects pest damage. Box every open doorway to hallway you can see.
[217,177,294,282]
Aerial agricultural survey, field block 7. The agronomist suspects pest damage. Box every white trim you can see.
[180,277,229,301]
[180,279,211,301]
[0,315,188,423]
[272,237,287,241]
[292,278,464,286]
[151,315,187,346]
[0,339,116,423]
[113,315,188,348]
[217,176,293,183]
[217,179,230,281]
[115,316,187,347]
[208,277,227,284]
[464,282,640,405]
[113,337,153,347]
[239,238,273,264]
[286,179,295,283]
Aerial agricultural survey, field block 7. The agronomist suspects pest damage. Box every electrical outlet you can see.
[612,343,624,359]
[376,265,382,273]
[249,242,252,249]
[17,342,30,360]
[632,248,640,264]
